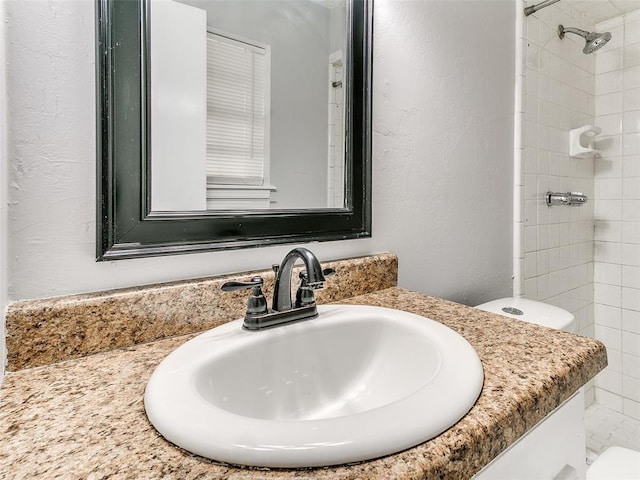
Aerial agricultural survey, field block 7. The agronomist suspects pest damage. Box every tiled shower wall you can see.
[593,9,640,420]
[520,2,596,354]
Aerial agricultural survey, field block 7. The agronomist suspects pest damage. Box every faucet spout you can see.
[222,247,331,330]
[273,247,326,312]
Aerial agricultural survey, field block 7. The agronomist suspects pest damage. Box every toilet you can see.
[586,446,640,479]
[475,297,577,333]
[476,297,640,480]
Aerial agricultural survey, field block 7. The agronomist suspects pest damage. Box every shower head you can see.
[558,25,612,54]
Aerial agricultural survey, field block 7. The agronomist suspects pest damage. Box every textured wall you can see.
[372,0,515,305]
[0,0,7,378]
[4,0,514,309]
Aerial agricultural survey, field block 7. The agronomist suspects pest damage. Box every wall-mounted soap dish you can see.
[570,125,600,159]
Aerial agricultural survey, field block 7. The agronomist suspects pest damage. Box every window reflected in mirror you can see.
[149,0,347,212]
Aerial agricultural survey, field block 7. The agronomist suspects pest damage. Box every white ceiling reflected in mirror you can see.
[149,0,347,212]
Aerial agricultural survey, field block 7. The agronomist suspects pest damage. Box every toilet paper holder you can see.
[546,192,588,207]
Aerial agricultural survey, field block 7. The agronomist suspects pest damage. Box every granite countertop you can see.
[0,287,607,480]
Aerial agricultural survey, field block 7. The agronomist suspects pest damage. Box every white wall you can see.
[0,0,8,380]
[373,0,515,305]
[593,9,640,420]
[4,0,514,312]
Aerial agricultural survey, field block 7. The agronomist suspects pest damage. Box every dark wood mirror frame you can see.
[96,0,372,261]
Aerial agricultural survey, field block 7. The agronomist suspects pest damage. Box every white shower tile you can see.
[540,124,551,150]
[525,120,538,148]
[624,132,640,155]
[623,352,640,379]
[623,199,640,221]
[625,42,640,68]
[625,65,640,89]
[623,221,640,244]
[595,199,622,220]
[596,47,624,75]
[625,8,640,24]
[548,223,560,248]
[525,173,538,200]
[626,19,640,45]
[622,330,640,356]
[623,375,640,402]
[524,277,538,299]
[549,128,567,153]
[596,387,624,412]
[595,219,622,242]
[539,248,550,275]
[623,397,640,421]
[524,147,538,174]
[623,265,640,289]
[595,240,622,264]
[537,224,549,250]
[595,178,622,199]
[608,25,625,51]
[596,262,623,285]
[624,178,640,198]
[624,110,640,133]
[528,16,540,46]
[597,134,623,156]
[537,275,550,300]
[609,348,624,373]
[623,243,640,266]
[623,155,640,177]
[595,91,623,115]
[597,113,623,135]
[595,302,622,328]
[596,283,623,307]
[622,308,640,334]
[596,70,623,95]
[525,251,537,278]
[596,156,622,178]
[595,367,623,394]
[625,88,640,111]
[595,323,623,350]
[598,15,624,32]
[525,225,537,252]
[524,199,537,226]
[622,286,640,311]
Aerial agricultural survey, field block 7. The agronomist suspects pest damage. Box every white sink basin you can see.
[144,304,484,468]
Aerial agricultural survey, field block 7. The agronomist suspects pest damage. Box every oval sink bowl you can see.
[144,304,484,468]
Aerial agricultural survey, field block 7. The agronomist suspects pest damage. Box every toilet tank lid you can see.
[475,298,576,333]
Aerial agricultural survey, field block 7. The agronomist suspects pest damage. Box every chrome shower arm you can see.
[524,0,560,17]
[559,26,590,37]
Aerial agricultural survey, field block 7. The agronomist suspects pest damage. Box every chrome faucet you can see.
[221,247,334,330]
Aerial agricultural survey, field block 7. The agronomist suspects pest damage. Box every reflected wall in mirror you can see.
[150,0,348,211]
[96,0,372,260]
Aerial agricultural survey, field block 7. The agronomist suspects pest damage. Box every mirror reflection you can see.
[149,0,347,212]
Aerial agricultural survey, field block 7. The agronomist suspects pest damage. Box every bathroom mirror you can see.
[96,0,372,260]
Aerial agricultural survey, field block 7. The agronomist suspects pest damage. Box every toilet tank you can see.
[475,298,577,334]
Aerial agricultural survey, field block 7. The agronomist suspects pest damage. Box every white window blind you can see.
[206,32,267,185]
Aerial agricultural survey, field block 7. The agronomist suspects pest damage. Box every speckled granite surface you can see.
[6,253,397,371]
[0,288,606,480]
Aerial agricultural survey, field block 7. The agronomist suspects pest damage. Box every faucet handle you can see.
[322,268,336,277]
[221,276,264,292]
[221,276,268,317]
[296,268,335,308]
[298,268,335,287]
